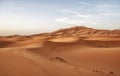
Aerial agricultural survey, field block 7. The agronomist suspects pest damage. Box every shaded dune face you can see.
[43,40,120,48]
[0,41,16,48]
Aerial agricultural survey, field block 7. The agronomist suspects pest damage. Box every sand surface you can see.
[0,26,120,76]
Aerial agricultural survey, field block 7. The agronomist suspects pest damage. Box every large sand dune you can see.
[0,26,120,76]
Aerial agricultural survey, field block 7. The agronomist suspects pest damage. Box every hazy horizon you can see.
[0,0,120,36]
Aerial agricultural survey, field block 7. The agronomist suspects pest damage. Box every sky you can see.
[0,0,120,35]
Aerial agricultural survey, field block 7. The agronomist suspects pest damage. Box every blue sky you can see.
[0,0,120,35]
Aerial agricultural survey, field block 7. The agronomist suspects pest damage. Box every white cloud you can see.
[59,9,91,18]
[56,17,68,22]
[56,17,87,24]
[65,19,87,24]
[56,9,93,25]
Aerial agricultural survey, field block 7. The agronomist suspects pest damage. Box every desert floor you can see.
[0,37,120,76]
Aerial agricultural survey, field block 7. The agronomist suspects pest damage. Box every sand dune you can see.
[0,26,120,76]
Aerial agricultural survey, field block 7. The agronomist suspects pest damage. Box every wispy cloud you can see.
[56,1,120,26]
[75,1,92,6]
[96,4,119,8]
[76,1,120,8]
[56,17,88,24]
[59,9,91,18]
[56,9,94,25]
[99,13,120,16]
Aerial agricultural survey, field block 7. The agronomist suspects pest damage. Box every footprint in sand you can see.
[50,57,67,63]
[92,69,115,75]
